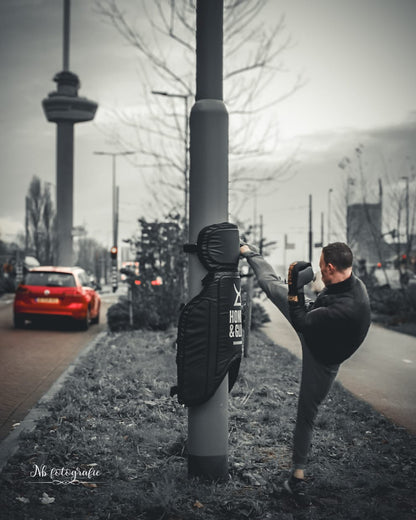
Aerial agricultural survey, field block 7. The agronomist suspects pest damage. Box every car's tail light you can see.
[66,289,85,302]
[151,277,163,286]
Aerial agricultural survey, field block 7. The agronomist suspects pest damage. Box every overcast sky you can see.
[1,0,415,267]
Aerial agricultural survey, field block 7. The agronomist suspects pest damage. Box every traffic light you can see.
[110,247,118,292]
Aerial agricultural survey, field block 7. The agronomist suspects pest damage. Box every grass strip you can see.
[0,328,415,519]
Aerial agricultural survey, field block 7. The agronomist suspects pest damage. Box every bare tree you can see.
[26,176,56,264]
[95,0,303,223]
[27,177,43,261]
[42,184,55,264]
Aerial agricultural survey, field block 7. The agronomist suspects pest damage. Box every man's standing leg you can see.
[285,341,339,503]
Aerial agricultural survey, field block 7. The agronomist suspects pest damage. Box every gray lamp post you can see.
[93,151,135,250]
[327,188,333,243]
[151,90,190,239]
[94,150,135,292]
[187,0,229,480]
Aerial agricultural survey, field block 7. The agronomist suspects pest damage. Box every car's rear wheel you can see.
[91,310,100,325]
[79,311,90,331]
[14,314,25,329]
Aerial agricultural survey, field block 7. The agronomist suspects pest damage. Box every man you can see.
[240,241,371,505]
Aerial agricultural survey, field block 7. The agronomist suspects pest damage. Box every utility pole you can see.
[401,176,410,247]
[151,90,190,237]
[42,0,97,265]
[25,197,30,255]
[188,0,229,480]
[93,150,135,291]
[151,90,191,299]
[327,188,333,244]
[308,194,313,263]
[94,151,134,249]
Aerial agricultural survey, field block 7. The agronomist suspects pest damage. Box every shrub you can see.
[108,216,185,332]
[367,285,416,315]
[250,301,270,329]
[0,276,16,295]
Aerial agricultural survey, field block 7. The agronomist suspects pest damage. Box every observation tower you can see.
[42,0,97,265]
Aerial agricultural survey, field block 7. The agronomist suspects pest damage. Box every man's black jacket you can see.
[246,254,371,366]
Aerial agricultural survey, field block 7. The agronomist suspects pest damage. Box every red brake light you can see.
[134,280,141,286]
[66,289,85,302]
[151,277,162,286]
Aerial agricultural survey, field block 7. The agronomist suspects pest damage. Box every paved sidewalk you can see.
[261,297,416,434]
[0,332,106,473]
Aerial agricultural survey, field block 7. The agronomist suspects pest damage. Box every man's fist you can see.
[240,242,259,257]
[288,261,314,300]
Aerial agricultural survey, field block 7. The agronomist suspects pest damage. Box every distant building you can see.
[347,179,390,265]
[347,201,385,264]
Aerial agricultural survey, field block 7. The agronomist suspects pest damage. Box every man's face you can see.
[319,252,332,286]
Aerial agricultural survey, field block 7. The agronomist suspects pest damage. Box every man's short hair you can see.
[322,242,353,271]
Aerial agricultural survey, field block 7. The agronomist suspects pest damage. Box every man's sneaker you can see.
[283,472,312,506]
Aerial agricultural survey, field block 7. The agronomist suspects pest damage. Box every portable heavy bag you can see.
[171,222,243,407]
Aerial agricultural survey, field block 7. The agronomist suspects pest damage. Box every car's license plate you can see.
[36,298,59,303]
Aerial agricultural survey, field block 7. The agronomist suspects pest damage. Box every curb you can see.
[0,331,107,474]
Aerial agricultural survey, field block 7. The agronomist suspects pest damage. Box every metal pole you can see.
[128,285,133,327]
[188,0,228,480]
[327,188,332,244]
[244,271,253,358]
[405,177,409,244]
[308,194,312,263]
[284,234,287,270]
[184,95,189,239]
[63,0,70,71]
[112,155,116,248]
[346,181,350,244]
[115,186,119,251]
[25,196,30,255]
[93,150,135,248]
[151,90,190,237]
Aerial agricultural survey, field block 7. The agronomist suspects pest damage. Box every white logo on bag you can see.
[230,283,243,344]
[233,283,242,307]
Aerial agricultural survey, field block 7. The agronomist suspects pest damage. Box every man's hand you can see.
[288,261,314,303]
[240,242,259,258]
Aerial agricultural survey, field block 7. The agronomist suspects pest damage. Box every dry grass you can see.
[0,328,415,519]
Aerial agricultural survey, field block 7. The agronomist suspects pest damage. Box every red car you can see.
[13,266,101,330]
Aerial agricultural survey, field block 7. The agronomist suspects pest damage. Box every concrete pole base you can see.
[188,454,228,481]
[187,375,229,481]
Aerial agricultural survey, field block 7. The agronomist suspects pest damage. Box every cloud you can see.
[0,217,24,242]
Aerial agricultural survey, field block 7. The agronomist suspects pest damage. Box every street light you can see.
[327,188,333,243]
[93,150,135,250]
[401,176,409,246]
[151,90,190,238]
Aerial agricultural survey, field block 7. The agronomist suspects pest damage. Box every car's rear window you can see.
[25,272,76,287]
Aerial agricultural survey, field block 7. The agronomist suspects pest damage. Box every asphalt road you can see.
[261,298,416,435]
[0,289,116,441]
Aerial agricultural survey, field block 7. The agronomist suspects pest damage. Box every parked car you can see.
[13,266,101,330]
